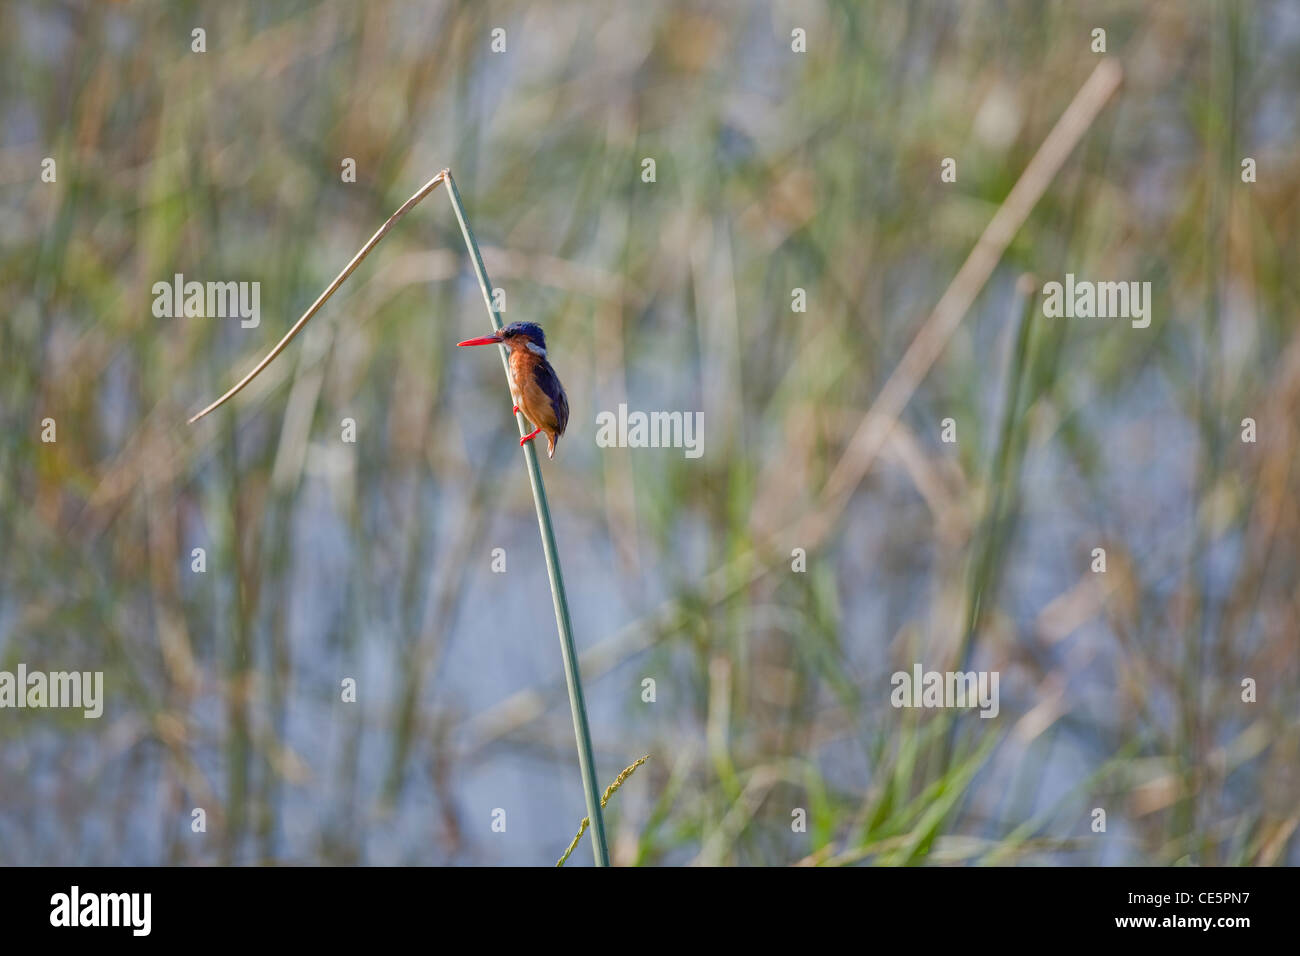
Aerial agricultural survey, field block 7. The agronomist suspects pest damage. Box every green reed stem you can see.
[443,171,610,867]
[556,755,649,867]
[188,167,610,865]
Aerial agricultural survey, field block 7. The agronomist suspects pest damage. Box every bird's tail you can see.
[546,432,558,459]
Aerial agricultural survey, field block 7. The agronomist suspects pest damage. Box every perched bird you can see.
[457,321,570,458]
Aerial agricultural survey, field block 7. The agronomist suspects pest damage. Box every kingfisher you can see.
[457,321,570,459]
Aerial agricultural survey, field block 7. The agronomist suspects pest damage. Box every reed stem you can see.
[189,168,610,866]
[442,171,610,867]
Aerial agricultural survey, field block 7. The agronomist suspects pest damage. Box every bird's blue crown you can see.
[502,321,547,349]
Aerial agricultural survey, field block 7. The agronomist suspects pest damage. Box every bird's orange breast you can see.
[510,351,562,431]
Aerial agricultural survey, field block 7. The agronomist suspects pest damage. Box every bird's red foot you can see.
[512,404,520,414]
[520,426,542,446]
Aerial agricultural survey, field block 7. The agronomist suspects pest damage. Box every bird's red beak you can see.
[456,333,503,347]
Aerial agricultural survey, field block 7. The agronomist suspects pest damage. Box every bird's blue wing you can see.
[533,361,568,435]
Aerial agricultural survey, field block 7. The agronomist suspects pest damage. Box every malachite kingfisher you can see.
[457,321,570,459]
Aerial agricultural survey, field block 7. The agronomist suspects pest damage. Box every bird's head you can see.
[457,321,548,356]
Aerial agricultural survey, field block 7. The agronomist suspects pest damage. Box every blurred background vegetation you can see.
[1,0,1297,866]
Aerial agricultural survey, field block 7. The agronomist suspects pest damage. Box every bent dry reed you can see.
[188,169,611,866]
